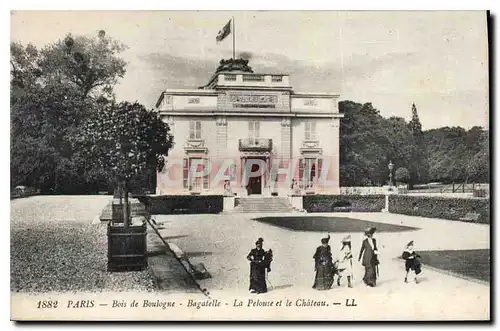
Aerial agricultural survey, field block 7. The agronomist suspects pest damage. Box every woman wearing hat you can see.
[402,241,422,284]
[247,238,270,294]
[312,234,335,290]
[336,235,354,288]
[358,227,379,287]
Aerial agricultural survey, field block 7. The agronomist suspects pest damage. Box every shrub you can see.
[395,167,410,184]
[135,195,223,215]
[388,195,490,224]
[303,195,385,213]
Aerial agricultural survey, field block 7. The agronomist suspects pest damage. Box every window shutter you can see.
[305,122,310,140]
[183,158,189,189]
[317,158,323,181]
[189,121,194,139]
[299,158,304,188]
[255,121,260,138]
[311,122,317,140]
[196,121,202,139]
[310,162,316,182]
[203,159,209,189]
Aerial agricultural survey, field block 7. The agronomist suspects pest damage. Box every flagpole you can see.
[232,16,235,59]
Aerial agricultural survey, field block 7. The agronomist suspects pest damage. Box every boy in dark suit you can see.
[402,240,422,284]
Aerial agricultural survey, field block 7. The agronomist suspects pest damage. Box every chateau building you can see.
[154,59,343,196]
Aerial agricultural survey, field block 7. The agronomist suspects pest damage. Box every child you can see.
[402,240,422,284]
[336,235,354,288]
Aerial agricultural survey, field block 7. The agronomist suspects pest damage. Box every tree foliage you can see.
[11,32,128,193]
[339,101,489,186]
[70,101,173,185]
[394,167,410,184]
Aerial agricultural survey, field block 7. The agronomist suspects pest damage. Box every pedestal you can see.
[223,196,235,211]
[289,195,303,211]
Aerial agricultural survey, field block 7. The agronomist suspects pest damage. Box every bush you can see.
[388,195,490,224]
[135,195,223,215]
[303,195,386,213]
[395,167,410,184]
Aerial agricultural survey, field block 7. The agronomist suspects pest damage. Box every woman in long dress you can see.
[247,238,268,294]
[312,234,335,290]
[358,227,379,287]
[336,235,354,288]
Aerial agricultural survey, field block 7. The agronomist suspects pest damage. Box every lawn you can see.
[416,249,490,283]
[253,216,419,232]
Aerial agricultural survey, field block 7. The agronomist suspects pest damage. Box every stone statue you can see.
[291,179,301,196]
[224,180,233,196]
[216,58,254,73]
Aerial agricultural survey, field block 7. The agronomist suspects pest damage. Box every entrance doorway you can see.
[245,159,265,195]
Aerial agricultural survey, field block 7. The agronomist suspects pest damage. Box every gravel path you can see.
[152,211,490,319]
[11,196,158,293]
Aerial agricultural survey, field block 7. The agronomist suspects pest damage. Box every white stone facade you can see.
[154,64,343,196]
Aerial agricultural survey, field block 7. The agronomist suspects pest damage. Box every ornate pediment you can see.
[184,139,208,154]
[302,140,319,148]
[300,140,322,155]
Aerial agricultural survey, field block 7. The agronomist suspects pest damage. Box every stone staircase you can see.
[230,197,297,214]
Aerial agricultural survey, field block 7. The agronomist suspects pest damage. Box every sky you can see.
[10,10,489,130]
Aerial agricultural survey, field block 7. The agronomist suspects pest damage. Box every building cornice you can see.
[214,86,293,91]
[159,111,344,118]
[164,89,218,96]
[292,92,340,98]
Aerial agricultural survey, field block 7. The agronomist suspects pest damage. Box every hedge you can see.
[134,195,223,215]
[388,195,490,224]
[303,195,385,213]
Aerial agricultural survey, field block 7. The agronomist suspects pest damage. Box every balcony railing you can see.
[239,138,272,151]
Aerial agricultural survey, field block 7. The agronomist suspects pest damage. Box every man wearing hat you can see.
[358,227,379,287]
[402,240,422,284]
[336,235,354,288]
[312,234,335,290]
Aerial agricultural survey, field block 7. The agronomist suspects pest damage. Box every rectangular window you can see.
[248,121,260,143]
[305,121,317,141]
[301,158,318,189]
[189,121,202,139]
[183,158,189,189]
[183,158,210,191]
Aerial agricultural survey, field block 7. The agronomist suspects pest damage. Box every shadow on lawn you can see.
[253,216,419,233]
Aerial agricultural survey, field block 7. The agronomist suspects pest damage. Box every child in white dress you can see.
[336,235,354,288]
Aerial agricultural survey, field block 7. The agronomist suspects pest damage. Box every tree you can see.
[407,103,428,187]
[394,167,410,184]
[70,101,173,227]
[11,31,127,192]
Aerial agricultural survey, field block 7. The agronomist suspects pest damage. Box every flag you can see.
[216,19,231,42]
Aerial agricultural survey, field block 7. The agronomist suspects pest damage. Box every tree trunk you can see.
[123,182,129,229]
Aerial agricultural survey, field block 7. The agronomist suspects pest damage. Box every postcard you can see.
[10,10,490,321]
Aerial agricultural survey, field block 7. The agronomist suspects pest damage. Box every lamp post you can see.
[388,160,394,187]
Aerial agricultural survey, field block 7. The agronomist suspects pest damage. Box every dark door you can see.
[248,163,262,195]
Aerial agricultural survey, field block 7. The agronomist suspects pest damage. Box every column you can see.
[329,118,340,194]
[215,116,227,157]
[280,118,292,195]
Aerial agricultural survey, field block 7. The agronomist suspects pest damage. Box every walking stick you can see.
[350,258,354,282]
[265,269,274,290]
